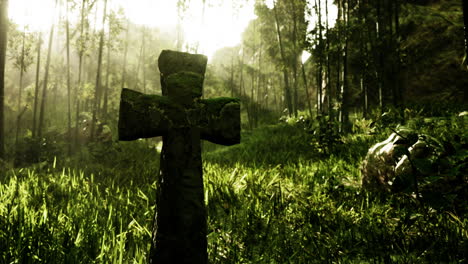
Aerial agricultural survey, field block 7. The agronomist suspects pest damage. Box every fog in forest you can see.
[0,0,467,262]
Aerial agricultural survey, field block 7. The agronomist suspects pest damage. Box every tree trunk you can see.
[393,0,402,105]
[66,0,72,154]
[315,0,323,114]
[0,0,7,159]
[103,21,111,121]
[38,1,57,138]
[15,28,26,148]
[230,49,234,97]
[340,0,350,132]
[464,0,468,68]
[75,0,86,149]
[239,46,245,98]
[376,0,383,109]
[134,29,145,91]
[273,0,293,116]
[121,19,130,89]
[325,0,332,118]
[291,1,299,117]
[301,62,312,117]
[142,27,147,93]
[90,0,108,141]
[32,33,42,138]
[255,39,262,127]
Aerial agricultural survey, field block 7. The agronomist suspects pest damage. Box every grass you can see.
[0,116,467,263]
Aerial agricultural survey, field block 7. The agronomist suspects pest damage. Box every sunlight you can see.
[182,1,256,58]
[302,50,311,64]
[8,0,332,59]
[113,0,256,59]
[306,0,338,31]
[9,0,57,32]
[112,0,178,28]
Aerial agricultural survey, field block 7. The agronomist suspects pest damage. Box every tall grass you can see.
[0,117,466,263]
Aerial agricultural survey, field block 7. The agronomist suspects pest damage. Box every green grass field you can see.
[0,115,467,263]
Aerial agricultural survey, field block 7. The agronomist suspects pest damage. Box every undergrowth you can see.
[0,112,466,263]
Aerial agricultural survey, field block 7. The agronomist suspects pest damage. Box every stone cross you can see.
[118,50,240,264]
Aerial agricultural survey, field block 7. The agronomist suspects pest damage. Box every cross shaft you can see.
[118,50,240,264]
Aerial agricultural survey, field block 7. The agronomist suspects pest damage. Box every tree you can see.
[65,0,72,154]
[0,0,7,159]
[90,0,108,141]
[463,0,468,69]
[272,0,293,116]
[102,9,124,121]
[32,33,42,138]
[38,0,58,138]
[8,25,34,146]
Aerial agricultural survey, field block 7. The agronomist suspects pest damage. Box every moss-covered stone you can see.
[118,50,240,264]
[158,50,207,76]
[166,71,204,104]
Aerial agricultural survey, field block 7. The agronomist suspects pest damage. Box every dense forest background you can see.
[0,0,467,262]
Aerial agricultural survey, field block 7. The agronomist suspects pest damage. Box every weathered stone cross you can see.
[118,50,240,264]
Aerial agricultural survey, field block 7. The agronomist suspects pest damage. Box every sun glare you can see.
[8,0,335,60]
[306,0,338,31]
[182,1,256,58]
[9,0,57,32]
[113,0,256,59]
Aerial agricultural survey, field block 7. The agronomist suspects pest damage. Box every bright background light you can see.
[112,0,256,59]
[8,0,336,59]
[9,0,57,32]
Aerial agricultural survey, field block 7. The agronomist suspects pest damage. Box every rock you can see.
[361,130,418,192]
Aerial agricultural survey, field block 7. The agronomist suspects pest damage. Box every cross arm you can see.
[200,98,241,146]
[118,88,177,141]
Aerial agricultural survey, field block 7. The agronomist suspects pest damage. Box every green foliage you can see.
[393,113,468,212]
[0,167,154,263]
[1,112,467,262]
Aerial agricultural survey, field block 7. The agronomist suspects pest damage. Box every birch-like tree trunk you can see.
[65,0,72,154]
[90,0,108,141]
[273,0,293,116]
[0,0,8,159]
[38,0,58,138]
[32,33,42,138]
[15,28,26,148]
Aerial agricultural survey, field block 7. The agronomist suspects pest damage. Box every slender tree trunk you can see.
[0,0,7,159]
[38,0,57,138]
[325,0,332,118]
[464,0,468,68]
[291,1,299,117]
[341,0,350,132]
[273,0,293,116]
[75,0,86,149]
[393,0,402,105]
[134,29,145,91]
[66,0,72,154]
[239,46,245,98]
[230,49,234,97]
[121,19,130,89]
[103,22,111,121]
[90,0,107,141]
[359,0,368,118]
[376,0,383,109]
[301,62,312,117]
[336,0,342,119]
[255,40,262,127]
[134,50,142,90]
[15,28,26,148]
[32,33,42,138]
[142,27,147,93]
[248,70,254,129]
[315,0,323,114]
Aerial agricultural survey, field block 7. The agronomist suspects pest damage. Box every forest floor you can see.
[0,111,467,263]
